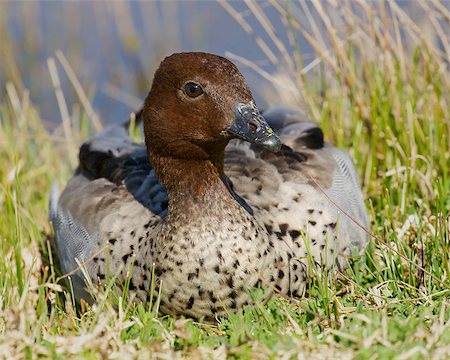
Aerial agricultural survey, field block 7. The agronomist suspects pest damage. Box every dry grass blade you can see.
[244,0,294,70]
[431,0,450,23]
[269,0,339,73]
[55,50,103,132]
[47,57,77,167]
[218,0,278,64]
[417,1,450,64]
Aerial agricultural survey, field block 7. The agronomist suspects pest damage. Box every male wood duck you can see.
[50,52,369,319]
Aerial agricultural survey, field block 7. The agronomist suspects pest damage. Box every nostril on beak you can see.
[247,122,258,132]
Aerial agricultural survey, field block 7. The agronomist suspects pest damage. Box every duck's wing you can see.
[49,120,165,300]
[76,124,168,215]
[224,106,369,272]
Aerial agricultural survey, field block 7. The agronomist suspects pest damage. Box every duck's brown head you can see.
[143,52,281,162]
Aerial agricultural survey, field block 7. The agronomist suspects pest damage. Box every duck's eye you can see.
[184,82,204,98]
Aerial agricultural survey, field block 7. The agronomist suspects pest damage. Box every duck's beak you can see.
[227,103,282,152]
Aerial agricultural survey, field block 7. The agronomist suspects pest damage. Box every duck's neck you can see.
[150,154,233,214]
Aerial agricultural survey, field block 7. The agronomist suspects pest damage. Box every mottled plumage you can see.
[50,52,369,319]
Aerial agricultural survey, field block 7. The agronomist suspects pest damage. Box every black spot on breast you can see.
[278,270,285,279]
[155,267,163,276]
[328,222,337,229]
[122,253,131,263]
[279,223,289,235]
[226,277,234,288]
[229,290,237,299]
[308,209,314,214]
[217,251,224,263]
[128,282,137,290]
[289,230,301,239]
[214,265,220,273]
[265,224,273,235]
[108,238,117,245]
[233,259,240,268]
[308,220,317,226]
[186,295,195,310]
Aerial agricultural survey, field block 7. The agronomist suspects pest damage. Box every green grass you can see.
[1,2,450,359]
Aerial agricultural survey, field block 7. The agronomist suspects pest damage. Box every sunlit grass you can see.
[1,1,450,359]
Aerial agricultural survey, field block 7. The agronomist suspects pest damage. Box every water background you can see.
[1,1,441,126]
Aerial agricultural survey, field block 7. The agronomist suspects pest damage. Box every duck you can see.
[49,52,369,319]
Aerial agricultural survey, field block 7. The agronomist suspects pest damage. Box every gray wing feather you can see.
[49,182,96,300]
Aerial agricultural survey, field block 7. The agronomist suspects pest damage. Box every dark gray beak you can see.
[227,103,281,152]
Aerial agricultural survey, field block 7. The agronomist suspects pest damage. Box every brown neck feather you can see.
[147,142,232,214]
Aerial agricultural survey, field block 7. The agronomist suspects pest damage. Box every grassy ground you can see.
[1,2,450,359]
